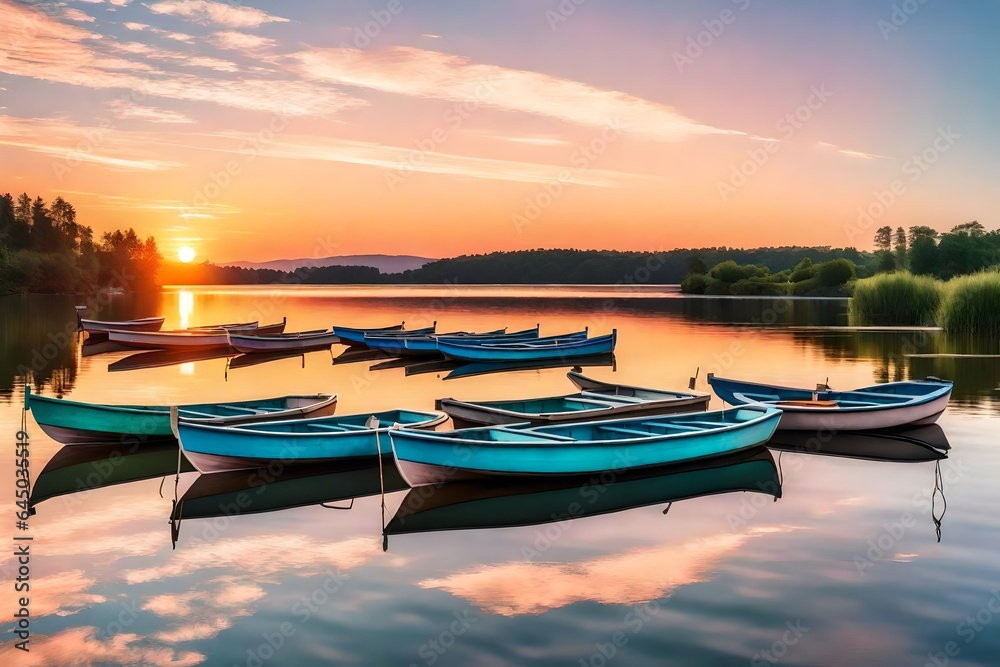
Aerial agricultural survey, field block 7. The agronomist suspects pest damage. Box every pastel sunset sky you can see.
[1,0,996,263]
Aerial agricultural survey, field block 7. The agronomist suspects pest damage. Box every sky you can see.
[1,0,997,263]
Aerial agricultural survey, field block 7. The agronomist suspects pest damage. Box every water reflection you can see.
[768,425,950,462]
[178,289,194,329]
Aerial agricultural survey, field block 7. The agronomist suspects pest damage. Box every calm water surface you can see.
[1,286,998,667]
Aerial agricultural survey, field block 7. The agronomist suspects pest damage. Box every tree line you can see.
[0,192,161,294]
[871,221,999,279]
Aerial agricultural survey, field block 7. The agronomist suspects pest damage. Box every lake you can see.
[1,285,998,667]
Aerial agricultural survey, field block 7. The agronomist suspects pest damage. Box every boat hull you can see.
[439,395,710,429]
[390,407,781,486]
[437,331,616,362]
[108,330,233,349]
[81,317,165,339]
[229,331,341,353]
[769,396,949,431]
[27,391,339,445]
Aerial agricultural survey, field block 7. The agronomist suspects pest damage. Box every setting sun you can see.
[178,246,196,263]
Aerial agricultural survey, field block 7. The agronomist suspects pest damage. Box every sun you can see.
[178,246,196,263]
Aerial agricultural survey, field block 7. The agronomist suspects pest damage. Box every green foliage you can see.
[0,191,161,294]
[816,258,856,287]
[850,272,943,325]
[908,236,938,275]
[938,271,1000,335]
[680,273,708,294]
[730,279,788,296]
[685,255,708,275]
[874,226,893,252]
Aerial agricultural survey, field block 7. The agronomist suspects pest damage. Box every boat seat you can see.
[336,423,371,431]
[675,420,727,428]
[640,423,706,432]
[566,397,619,408]
[598,426,653,437]
[495,428,575,442]
[178,409,222,419]
[307,424,350,432]
[580,392,646,404]
[215,405,263,414]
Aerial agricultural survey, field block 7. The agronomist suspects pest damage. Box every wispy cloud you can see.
[122,21,149,31]
[145,0,289,28]
[107,99,194,123]
[206,132,659,187]
[815,141,892,160]
[295,46,743,142]
[207,30,276,51]
[62,8,96,23]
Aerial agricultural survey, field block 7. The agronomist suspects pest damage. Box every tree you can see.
[874,226,893,252]
[908,236,938,275]
[685,254,708,275]
[816,258,856,286]
[908,226,938,243]
[893,227,907,267]
[951,221,985,237]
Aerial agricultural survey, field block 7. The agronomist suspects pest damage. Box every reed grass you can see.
[937,271,1000,335]
[849,272,942,326]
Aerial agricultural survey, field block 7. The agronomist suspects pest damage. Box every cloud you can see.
[208,30,276,51]
[122,21,149,30]
[107,99,195,123]
[29,570,106,618]
[421,534,749,616]
[63,8,97,23]
[205,132,659,187]
[143,577,266,642]
[145,0,289,28]
[0,627,202,667]
[815,141,893,160]
[0,116,182,171]
[0,2,362,117]
[295,46,743,142]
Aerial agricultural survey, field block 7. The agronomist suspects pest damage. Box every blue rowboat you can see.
[25,387,338,445]
[365,327,513,356]
[435,327,582,346]
[436,330,617,362]
[389,405,782,486]
[333,322,435,347]
[386,447,779,536]
[707,374,953,431]
[174,408,448,473]
[437,371,710,428]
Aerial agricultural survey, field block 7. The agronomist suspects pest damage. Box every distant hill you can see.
[224,254,434,273]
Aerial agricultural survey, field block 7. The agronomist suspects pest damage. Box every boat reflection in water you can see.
[108,347,236,372]
[385,447,779,541]
[443,353,616,380]
[170,459,408,545]
[767,424,950,463]
[29,441,194,511]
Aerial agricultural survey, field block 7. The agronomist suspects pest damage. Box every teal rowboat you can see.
[436,330,617,362]
[174,408,448,473]
[386,447,780,537]
[389,405,782,486]
[25,387,338,445]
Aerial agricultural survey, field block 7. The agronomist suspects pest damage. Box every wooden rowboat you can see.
[228,329,339,354]
[108,329,236,349]
[386,447,779,537]
[707,375,953,431]
[436,371,710,428]
[332,322,435,347]
[80,316,165,340]
[174,408,448,473]
[25,387,338,445]
[389,405,782,486]
[436,330,616,363]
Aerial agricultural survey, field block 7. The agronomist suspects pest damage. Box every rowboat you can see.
[25,387,338,445]
[228,329,339,353]
[386,447,779,537]
[436,330,617,363]
[109,329,237,350]
[389,405,782,486]
[29,442,195,510]
[436,328,586,347]
[707,375,953,431]
[436,371,710,428]
[333,322,435,347]
[364,327,519,356]
[767,424,949,462]
[174,408,448,473]
[80,316,165,340]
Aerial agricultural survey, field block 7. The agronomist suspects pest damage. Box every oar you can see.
[688,367,700,391]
